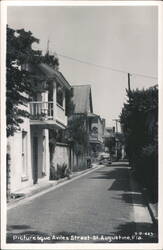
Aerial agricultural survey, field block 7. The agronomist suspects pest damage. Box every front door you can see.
[33,136,38,184]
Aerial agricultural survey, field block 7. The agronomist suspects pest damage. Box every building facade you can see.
[88,114,105,160]
[70,85,105,166]
[7,63,71,194]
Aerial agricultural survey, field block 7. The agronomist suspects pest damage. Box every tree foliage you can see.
[120,86,158,201]
[42,52,59,70]
[6,26,41,136]
[66,114,89,156]
[120,86,158,158]
[6,26,60,137]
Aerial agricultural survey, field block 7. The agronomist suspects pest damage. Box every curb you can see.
[56,164,96,184]
[142,188,158,226]
[7,164,99,208]
[130,170,158,227]
[8,182,55,205]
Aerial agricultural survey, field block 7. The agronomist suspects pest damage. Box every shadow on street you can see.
[110,163,129,167]
[89,167,131,192]
[112,193,144,206]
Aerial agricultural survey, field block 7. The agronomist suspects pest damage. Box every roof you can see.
[30,63,71,90]
[72,85,93,114]
[87,113,104,123]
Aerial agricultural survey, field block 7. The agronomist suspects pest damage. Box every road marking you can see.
[7,165,105,211]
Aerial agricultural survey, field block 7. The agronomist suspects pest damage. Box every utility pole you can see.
[112,119,120,160]
[128,73,131,92]
[46,39,50,55]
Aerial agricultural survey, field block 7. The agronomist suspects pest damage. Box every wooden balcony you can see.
[29,101,67,129]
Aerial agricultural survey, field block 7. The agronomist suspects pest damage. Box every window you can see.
[21,130,28,181]
[57,84,64,107]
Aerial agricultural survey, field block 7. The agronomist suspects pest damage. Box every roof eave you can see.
[38,63,71,90]
[55,72,71,90]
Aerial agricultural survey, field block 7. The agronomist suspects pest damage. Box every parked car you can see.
[98,152,112,166]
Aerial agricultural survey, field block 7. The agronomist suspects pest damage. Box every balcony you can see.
[30,101,67,128]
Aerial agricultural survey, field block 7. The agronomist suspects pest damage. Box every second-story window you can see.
[57,84,64,107]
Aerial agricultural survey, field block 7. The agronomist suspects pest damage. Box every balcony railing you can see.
[29,101,67,127]
[30,101,54,120]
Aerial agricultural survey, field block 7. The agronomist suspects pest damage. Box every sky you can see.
[7,5,158,129]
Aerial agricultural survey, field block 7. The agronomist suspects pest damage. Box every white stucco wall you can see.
[52,143,69,168]
[8,118,33,193]
[8,119,50,193]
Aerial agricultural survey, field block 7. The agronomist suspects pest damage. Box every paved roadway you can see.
[7,162,157,243]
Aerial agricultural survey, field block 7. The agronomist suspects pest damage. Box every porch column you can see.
[53,80,57,120]
[41,90,48,119]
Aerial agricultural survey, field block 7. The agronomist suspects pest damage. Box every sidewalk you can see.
[142,188,158,225]
[129,170,158,228]
[7,163,99,208]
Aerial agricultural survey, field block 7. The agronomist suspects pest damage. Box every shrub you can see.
[140,145,158,202]
[56,163,69,179]
[64,164,71,179]
[50,165,58,180]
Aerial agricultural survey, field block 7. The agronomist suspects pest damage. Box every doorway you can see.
[33,136,38,184]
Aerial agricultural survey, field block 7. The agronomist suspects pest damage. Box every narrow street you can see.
[7,162,157,243]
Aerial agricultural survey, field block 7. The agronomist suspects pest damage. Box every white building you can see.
[7,63,71,194]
